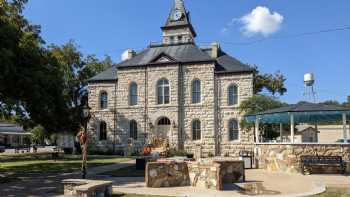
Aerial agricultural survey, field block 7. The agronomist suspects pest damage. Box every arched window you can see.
[158,117,171,125]
[192,79,201,104]
[157,79,170,105]
[228,85,238,106]
[129,82,138,106]
[99,121,107,141]
[129,120,138,140]
[192,120,201,141]
[229,119,239,141]
[100,91,108,109]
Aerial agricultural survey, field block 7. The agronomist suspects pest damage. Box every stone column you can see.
[255,117,260,143]
[290,113,295,143]
[342,112,348,143]
[279,123,283,142]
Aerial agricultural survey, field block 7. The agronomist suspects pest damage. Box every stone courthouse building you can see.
[87,0,255,157]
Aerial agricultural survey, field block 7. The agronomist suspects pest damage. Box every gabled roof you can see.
[88,66,118,82]
[117,43,213,68]
[88,44,254,82]
[0,122,27,135]
[201,48,255,74]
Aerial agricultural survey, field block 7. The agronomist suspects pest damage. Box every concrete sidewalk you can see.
[110,169,333,197]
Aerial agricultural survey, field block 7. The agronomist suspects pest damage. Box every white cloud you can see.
[240,6,284,37]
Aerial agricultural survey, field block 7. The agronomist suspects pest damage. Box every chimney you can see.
[211,42,220,58]
[121,49,136,61]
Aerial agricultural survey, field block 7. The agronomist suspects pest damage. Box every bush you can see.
[168,148,189,157]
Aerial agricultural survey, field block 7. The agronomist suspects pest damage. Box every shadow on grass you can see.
[102,165,145,177]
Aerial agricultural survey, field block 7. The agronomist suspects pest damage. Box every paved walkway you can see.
[111,169,350,197]
[0,160,134,197]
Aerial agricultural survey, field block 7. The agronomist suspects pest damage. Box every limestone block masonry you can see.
[145,159,245,190]
[87,70,254,156]
[256,144,350,173]
[87,0,255,156]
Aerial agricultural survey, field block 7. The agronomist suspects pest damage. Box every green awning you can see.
[245,102,350,124]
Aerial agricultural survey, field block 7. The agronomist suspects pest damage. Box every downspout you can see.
[178,62,184,150]
[144,67,148,146]
[113,79,117,153]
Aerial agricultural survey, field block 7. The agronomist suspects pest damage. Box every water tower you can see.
[303,73,317,103]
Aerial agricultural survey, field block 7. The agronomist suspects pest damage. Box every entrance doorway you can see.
[151,117,171,149]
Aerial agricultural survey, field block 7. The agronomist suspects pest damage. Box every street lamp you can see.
[80,103,91,179]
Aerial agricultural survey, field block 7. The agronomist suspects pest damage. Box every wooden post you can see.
[290,113,295,143]
[342,112,348,144]
[255,117,260,143]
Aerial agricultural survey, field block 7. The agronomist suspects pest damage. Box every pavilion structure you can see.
[245,102,350,144]
[245,102,350,174]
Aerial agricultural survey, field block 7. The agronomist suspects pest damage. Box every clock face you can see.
[173,10,182,21]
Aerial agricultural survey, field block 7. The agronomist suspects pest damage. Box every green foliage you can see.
[239,95,287,132]
[29,125,46,145]
[253,66,287,96]
[48,41,113,133]
[168,148,189,157]
[0,0,68,132]
[0,1,113,134]
[239,95,286,115]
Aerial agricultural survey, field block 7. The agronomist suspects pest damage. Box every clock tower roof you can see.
[161,0,197,38]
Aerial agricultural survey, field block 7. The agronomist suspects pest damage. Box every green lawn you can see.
[309,187,350,197]
[102,165,145,177]
[0,152,131,183]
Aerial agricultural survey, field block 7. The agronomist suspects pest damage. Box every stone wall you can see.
[87,64,255,156]
[188,160,245,190]
[216,73,254,157]
[182,63,216,156]
[146,159,245,190]
[146,161,190,188]
[256,144,350,174]
[88,82,117,153]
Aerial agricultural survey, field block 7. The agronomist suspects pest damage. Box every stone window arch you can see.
[192,79,201,104]
[99,91,108,109]
[157,78,170,105]
[228,84,238,106]
[129,82,138,106]
[228,119,239,141]
[192,119,201,141]
[129,120,138,140]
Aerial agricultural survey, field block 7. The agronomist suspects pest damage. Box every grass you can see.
[102,165,145,177]
[309,187,350,197]
[0,152,131,183]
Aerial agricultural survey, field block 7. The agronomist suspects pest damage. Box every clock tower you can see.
[161,0,197,45]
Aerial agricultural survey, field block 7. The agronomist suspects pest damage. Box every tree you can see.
[29,125,46,145]
[239,95,287,139]
[239,95,287,115]
[343,96,350,108]
[48,41,113,132]
[253,67,287,96]
[0,0,68,132]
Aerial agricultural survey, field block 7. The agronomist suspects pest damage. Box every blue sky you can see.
[23,0,350,104]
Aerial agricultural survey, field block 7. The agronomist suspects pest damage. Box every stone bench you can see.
[62,179,112,197]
